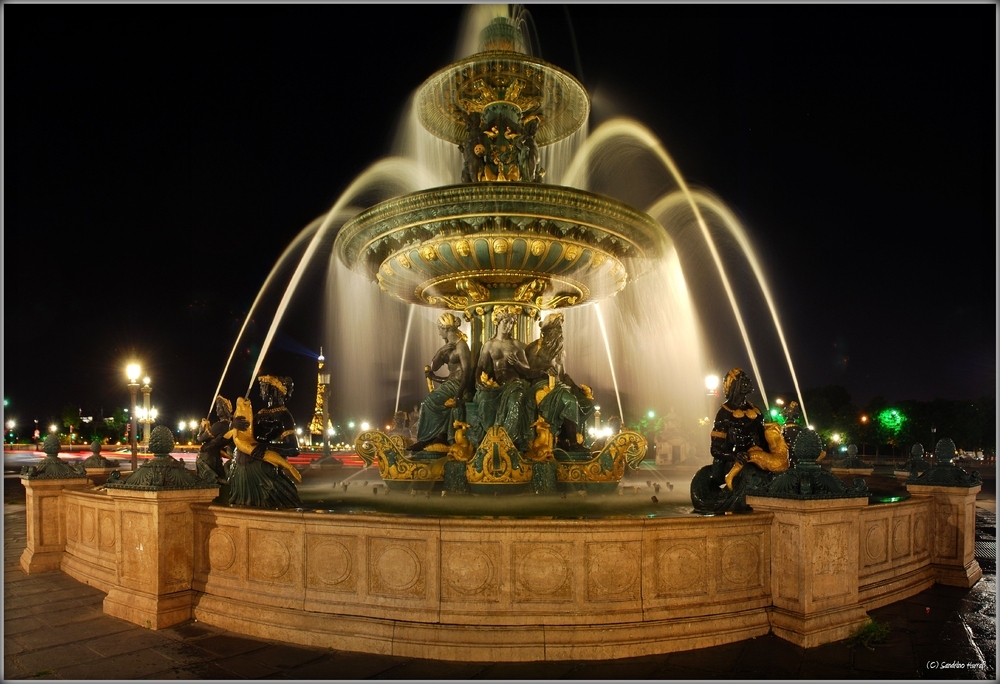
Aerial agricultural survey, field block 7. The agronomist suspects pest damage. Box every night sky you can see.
[4,3,996,435]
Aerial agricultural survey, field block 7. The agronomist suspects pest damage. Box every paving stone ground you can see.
[3,476,995,680]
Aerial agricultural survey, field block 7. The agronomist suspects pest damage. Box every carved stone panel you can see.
[204,526,239,575]
[717,535,763,592]
[913,512,929,555]
[586,541,640,602]
[66,501,79,543]
[512,542,572,603]
[653,538,707,598]
[248,528,294,584]
[368,537,427,599]
[120,510,153,587]
[776,522,800,602]
[933,502,959,560]
[40,495,60,548]
[307,534,359,593]
[812,522,851,601]
[81,507,97,546]
[891,514,911,560]
[442,541,500,603]
[863,519,888,567]
[99,510,116,550]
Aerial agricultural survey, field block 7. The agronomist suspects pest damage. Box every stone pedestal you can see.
[746,495,871,648]
[20,477,91,573]
[103,487,218,629]
[84,467,119,486]
[906,483,982,587]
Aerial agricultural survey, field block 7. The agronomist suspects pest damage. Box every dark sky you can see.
[4,3,996,434]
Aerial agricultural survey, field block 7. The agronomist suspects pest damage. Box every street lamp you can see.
[126,363,140,471]
[930,425,937,461]
[140,376,153,447]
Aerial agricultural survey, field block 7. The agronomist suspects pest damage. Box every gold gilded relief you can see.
[396,253,411,269]
[419,246,438,262]
[530,240,546,256]
[454,239,471,257]
[456,278,490,303]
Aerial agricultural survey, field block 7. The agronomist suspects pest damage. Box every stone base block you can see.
[20,546,63,574]
[768,604,870,648]
[193,593,771,662]
[859,565,935,611]
[104,586,198,629]
[933,560,983,588]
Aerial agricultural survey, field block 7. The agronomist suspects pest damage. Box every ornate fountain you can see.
[335,17,656,494]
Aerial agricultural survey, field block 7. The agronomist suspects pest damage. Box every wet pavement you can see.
[2,476,996,680]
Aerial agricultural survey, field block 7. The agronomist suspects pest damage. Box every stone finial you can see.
[910,443,924,459]
[847,444,858,458]
[21,433,86,479]
[106,425,216,491]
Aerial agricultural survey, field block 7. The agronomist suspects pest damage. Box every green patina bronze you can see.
[908,438,982,487]
[338,16,649,494]
[750,430,870,500]
[106,426,217,491]
[20,434,86,480]
[80,440,115,469]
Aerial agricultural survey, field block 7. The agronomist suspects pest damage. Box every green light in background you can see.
[877,408,905,434]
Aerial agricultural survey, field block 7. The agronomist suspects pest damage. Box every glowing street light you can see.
[705,375,719,396]
[360,421,370,431]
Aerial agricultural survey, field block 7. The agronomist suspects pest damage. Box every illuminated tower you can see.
[307,348,329,444]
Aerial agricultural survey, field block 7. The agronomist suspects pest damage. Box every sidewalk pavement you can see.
[3,488,995,680]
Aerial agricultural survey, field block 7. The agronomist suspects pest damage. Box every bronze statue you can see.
[690,368,792,513]
[471,305,534,450]
[517,116,544,183]
[227,375,302,508]
[196,395,234,483]
[519,313,594,451]
[459,110,486,183]
[409,312,474,452]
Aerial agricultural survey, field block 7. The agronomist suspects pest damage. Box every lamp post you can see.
[930,425,937,462]
[126,363,140,471]
[140,377,152,447]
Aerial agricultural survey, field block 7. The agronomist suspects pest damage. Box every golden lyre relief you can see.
[467,426,533,484]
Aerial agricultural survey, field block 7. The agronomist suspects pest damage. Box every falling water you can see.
[593,303,624,426]
[647,189,811,424]
[243,157,429,398]
[562,117,803,410]
[395,305,417,414]
[206,215,324,416]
